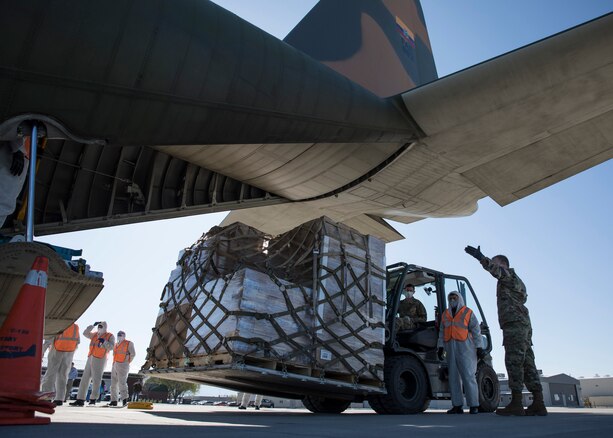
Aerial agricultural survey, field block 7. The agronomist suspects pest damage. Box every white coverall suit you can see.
[110,337,136,403]
[437,291,482,408]
[0,139,28,227]
[41,324,80,401]
[240,393,263,408]
[76,322,114,401]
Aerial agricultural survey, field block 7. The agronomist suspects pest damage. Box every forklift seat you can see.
[396,324,438,352]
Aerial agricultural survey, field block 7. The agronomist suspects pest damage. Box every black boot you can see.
[122,399,129,407]
[525,391,548,416]
[88,399,96,406]
[446,406,464,414]
[105,401,118,407]
[53,400,63,407]
[469,406,479,414]
[69,399,85,407]
[496,391,525,416]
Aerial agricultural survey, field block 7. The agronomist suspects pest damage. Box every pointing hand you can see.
[465,245,484,261]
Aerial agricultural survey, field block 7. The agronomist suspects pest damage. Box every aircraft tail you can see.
[284,0,438,97]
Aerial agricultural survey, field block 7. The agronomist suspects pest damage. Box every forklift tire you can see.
[476,362,500,412]
[368,355,430,414]
[302,396,352,414]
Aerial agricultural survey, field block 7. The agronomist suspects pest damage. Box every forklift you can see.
[366,263,500,414]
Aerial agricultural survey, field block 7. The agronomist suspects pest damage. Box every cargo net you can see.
[144,217,386,386]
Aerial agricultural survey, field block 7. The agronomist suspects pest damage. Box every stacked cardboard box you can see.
[184,268,313,365]
[314,233,386,379]
[147,223,268,366]
[146,217,386,383]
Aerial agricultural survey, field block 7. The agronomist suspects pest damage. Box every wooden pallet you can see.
[184,353,382,388]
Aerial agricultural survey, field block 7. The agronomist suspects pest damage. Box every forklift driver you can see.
[396,283,427,330]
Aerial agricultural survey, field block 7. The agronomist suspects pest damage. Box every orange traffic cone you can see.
[0,256,54,425]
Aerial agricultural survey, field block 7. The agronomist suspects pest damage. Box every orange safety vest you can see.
[21,135,47,160]
[442,306,473,342]
[113,340,132,363]
[53,323,80,352]
[22,136,32,160]
[88,332,113,358]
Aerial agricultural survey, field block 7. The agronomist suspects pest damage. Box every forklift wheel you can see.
[302,396,352,414]
[368,355,430,414]
[477,362,500,412]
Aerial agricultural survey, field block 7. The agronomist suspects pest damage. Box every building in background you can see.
[580,376,613,408]
[499,372,582,408]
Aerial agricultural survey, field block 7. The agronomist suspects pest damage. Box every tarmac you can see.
[3,405,613,438]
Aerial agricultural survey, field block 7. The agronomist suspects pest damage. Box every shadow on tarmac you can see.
[3,424,270,438]
[144,409,328,421]
[3,408,613,438]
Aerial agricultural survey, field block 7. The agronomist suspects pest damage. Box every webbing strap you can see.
[145,220,386,383]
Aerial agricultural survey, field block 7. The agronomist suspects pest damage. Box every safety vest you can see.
[20,135,48,160]
[23,136,31,160]
[88,332,113,358]
[113,340,131,363]
[442,306,473,342]
[53,323,80,352]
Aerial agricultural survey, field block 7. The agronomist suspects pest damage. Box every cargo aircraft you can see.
[0,1,612,331]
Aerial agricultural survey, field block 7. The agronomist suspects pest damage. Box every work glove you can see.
[10,150,25,176]
[93,321,100,326]
[437,347,445,361]
[465,245,484,261]
[477,348,486,360]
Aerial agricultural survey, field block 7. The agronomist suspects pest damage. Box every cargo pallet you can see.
[145,361,385,400]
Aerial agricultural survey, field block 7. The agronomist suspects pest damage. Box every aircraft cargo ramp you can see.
[0,242,104,336]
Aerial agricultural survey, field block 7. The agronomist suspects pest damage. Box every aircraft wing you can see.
[401,14,613,208]
[0,3,611,243]
[222,13,613,240]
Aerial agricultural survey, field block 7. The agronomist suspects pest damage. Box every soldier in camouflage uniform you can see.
[465,245,547,416]
[396,283,427,330]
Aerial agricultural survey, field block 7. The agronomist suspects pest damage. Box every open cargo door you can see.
[0,242,104,336]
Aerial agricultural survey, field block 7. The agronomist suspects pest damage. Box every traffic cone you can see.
[0,256,54,425]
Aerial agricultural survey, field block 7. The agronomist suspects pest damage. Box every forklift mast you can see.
[385,262,493,356]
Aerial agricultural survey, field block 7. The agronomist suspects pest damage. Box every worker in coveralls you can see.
[106,330,136,407]
[238,393,263,410]
[41,323,80,406]
[0,135,27,228]
[70,322,114,406]
[437,291,483,414]
[0,120,47,228]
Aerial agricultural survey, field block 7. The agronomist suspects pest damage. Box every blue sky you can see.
[39,1,613,394]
